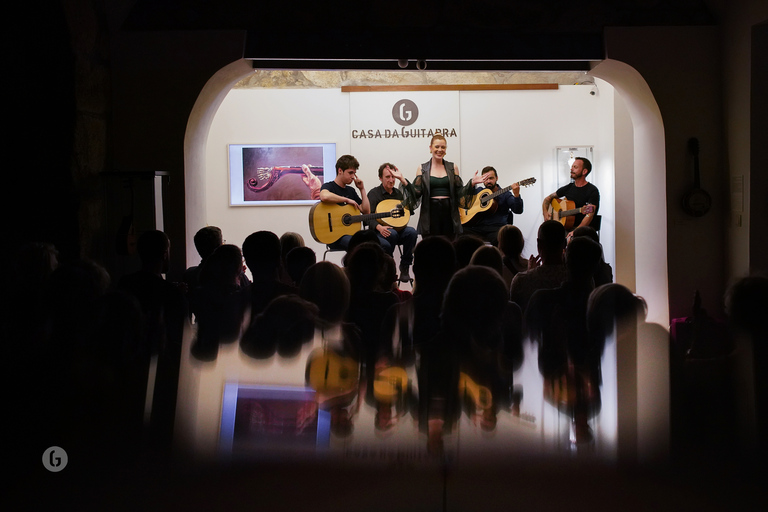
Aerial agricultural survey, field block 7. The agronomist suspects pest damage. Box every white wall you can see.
[201,84,618,272]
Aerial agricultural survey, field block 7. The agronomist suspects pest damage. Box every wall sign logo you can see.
[392,99,419,127]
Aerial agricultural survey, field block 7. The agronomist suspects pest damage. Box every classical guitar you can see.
[459,177,536,224]
[305,348,360,397]
[373,366,409,404]
[375,199,410,229]
[548,199,595,230]
[459,372,493,411]
[308,202,405,244]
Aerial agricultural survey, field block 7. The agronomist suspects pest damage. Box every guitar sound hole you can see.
[341,214,352,226]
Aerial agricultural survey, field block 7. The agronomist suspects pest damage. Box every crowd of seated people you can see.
[11,218,765,466]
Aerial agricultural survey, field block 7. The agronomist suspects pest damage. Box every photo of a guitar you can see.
[459,177,536,224]
[308,202,406,244]
[246,165,323,192]
[548,199,595,230]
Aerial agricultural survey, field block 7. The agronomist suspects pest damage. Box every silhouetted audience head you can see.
[537,220,566,261]
[725,274,768,338]
[342,229,380,265]
[412,236,456,294]
[380,255,398,291]
[241,295,319,359]
[453,234,485,269]
[193,226,223,260]
[469,245,503,277]
[345,242,386,293]
[442,265,508,332]
[587,283,647,342]
[14,242,59,287]
[242,230,281,277]
[137,230,170,273]
[497,225,524,258]
[280,232,305,259]
[199,244,244,289]
[564,236,602,283]
[299,261,350,325]
[572,225,600,244]
[285,246,316,286]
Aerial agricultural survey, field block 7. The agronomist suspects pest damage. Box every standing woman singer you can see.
[401,135,482,239]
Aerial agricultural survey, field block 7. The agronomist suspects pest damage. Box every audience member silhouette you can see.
[298,261,363,438]
[587,283,670,460]
[345,242,399,374]
[439,265,524,433]
[7,242,60,349]
[453,233,486,269]
[285,246,316,287]
[242,230,297,317]
[190,244,250,361]
[724,274,768,463]
[381,254,412,302]
[468,244,504,278]
[240,294,318,359]
[117,229,187,450]
[279,231,305,285]
[341,228,380,266]
[497,224,528,289]
[526,236,604,443]
[510,220,567,316]
[184,226,248,303]
[571,225,613,287]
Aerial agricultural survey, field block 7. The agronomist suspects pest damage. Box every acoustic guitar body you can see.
[305,348,360,396]
[459,189,496,225]
[549,198,577,230]
[308,203,362,244]
[376,199,410,229]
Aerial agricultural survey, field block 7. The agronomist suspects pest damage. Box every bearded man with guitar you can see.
[366,163,418,282]
[541,157,600,240]
[318,155,371,252]
[463,166,526,246]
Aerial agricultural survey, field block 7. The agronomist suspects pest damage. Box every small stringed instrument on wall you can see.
[459,177,536,224]
[308,202,406,244]
[548,199,595,230]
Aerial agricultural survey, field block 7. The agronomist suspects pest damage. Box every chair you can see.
[591,214,602,236]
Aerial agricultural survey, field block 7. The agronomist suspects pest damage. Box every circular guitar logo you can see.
[392,99,419,127]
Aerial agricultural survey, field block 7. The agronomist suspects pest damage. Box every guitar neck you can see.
[559,207,584,217]
[486,178,534,200]
[351,210,394,224]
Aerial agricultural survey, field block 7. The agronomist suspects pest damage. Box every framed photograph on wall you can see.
[229,143,336,205]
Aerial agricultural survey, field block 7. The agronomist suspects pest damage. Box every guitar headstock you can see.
[518,177,537,187]
[581,204,596,215]
[392,204,405,218]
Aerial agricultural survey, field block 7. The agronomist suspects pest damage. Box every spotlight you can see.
[590,85,598,96]
[416,60,427,70]
[397,59,408,69]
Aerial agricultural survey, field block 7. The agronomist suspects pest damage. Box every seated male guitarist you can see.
[366,163,418,282]
[541,157,600,240]
[319,155,370,251]
[463,166,524,246]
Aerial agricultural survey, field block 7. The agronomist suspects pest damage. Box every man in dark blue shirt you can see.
[463,166,524,246]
